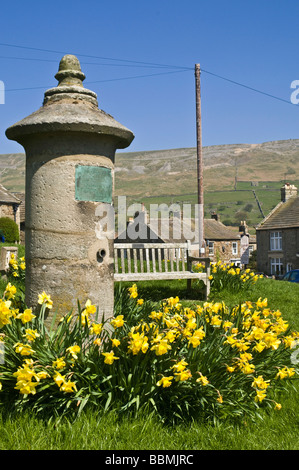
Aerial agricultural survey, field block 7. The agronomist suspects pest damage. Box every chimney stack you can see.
[281,183,297,202]
[211,212,219,221]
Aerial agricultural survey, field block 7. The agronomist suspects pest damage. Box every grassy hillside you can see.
[115,139,299,228]
[1,139,299,228]
[0,153,25,192]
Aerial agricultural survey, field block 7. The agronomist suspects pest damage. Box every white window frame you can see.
[286,263,293,273]
[270,231,282,251]
[270,257,283,276]
[232,242,238,255]
[208,241,214,255]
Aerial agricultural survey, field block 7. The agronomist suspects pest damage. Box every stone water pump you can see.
[6,54,134,318]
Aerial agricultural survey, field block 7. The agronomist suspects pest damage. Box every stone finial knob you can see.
[43,54,98,105]
[55,54,86,87]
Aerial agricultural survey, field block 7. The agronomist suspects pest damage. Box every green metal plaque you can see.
[75,165,112,203]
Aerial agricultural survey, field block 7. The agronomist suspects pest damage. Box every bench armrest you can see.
[187,256,211,275]
[188,256,210,265]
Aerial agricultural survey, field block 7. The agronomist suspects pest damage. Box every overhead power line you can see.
[0,42,191,70]
[0,54,192,70]
[0,41,295,106]
[201,68,294,106]
[5,69,190,92]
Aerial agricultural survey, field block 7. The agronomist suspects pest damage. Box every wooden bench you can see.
[114,241,211,299]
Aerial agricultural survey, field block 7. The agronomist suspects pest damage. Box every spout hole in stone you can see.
[97,249,106,263]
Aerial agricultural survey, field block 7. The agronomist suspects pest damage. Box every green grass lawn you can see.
[0,276,298,450]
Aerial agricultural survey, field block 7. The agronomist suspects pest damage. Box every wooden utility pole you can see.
[195,64,204,256]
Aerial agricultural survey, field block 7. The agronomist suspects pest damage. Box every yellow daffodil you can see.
[15,379,39,395]
[263,333,281,350]
[127,331,149,355]
[17,309,36,324]
[0,299,13,328]
[80,299,96,326]
[111,315,125,328]
[253,341,266,353]
[149,310,164,321]
[13,361,40,395]
[128,284,138,298]
[23,329,40,342]
[157,376,174,388]
[210,315,222,327]
[53,372,66,387]
[196,374,209,386]
[52,357,66,370]
[217,394,223,404]
[251,376,270,390]
[254,389,267,402]
[66,345,81,360]
[165,330,177,343]
[174,369,192,382]
[89,322,103,335]
[256,298,268,309]
[38,291,53,309]
[102,351,119,364]
[171,360,188,373]
[14,342,35,356]
[275,367,295,380]
[4,283,17,300]
[239,361,255,374]
[151,338,171,356]
[60,380,77,393]
[36,371,49,380]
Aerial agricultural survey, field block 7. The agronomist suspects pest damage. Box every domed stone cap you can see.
[5,54,134,149]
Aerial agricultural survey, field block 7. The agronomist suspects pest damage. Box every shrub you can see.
[0,283,298,424]
[0,217,19,243]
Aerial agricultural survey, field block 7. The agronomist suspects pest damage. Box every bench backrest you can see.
[114,242,191,275]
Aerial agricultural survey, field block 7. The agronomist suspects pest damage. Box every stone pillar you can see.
[6,55,134,319]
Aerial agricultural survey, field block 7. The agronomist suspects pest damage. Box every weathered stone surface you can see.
[6,54,134,319]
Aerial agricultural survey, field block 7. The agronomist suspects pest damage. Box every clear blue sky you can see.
[0,0,298,155]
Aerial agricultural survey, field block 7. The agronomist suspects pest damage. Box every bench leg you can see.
[187,279,192,291]
[205,280,210,300]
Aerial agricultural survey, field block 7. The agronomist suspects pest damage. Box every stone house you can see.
[11,192,25,243]
[203,214,243,265]
[256,183,299,277]
[0,183,21,233]
[114,209,165,260]
[115,208,248,266]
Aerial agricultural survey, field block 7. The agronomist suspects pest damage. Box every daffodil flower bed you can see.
[194,261,263,293]
[8,252,26,281]
[0,281,298,423]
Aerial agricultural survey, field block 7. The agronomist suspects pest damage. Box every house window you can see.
[208,241,214,255]
[270,258,283,276]
[270,231,282,251]
[232,242,238,255]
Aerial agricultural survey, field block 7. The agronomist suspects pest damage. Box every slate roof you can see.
[256,196,299,230]
[203,218,240,241]
[116,217,240,243]
[0,184,21,204]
